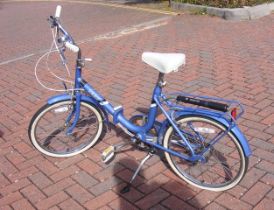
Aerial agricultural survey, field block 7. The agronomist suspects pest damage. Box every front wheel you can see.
[163,116,248,191]
[28,100,103,157]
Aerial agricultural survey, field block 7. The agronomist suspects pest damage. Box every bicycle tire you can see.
[163,115,248,191]
[28,100,103,157]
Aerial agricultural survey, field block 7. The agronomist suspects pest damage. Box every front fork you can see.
[65,63,83,135]
[65,91,81,135]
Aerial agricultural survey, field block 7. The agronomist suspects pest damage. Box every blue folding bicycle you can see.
[29,6,251,192]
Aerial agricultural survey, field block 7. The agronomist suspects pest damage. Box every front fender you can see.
[160,111,251,157]
[48,94,98,105]
[47,94,109,127]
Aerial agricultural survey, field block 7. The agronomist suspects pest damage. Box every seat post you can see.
[157,72,166,87]
[151,72,165,104]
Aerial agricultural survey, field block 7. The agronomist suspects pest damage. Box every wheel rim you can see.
[164,117,246,190]
[32,101,101,156]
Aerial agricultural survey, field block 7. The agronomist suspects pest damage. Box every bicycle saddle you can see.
[142,52,185,74]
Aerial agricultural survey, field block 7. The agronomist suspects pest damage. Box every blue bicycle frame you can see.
[48,58,251,162]
[75,65,201,161]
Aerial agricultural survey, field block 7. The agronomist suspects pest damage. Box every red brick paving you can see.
[1,1,274,209]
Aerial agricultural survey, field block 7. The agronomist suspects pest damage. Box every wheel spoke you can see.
[164,116,246,191]
[30,101,103,157]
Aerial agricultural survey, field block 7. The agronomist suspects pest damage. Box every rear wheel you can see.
[163,116,248,191]
[28,100,103,157]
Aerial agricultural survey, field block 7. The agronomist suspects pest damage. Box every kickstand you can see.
[120,151,154,194]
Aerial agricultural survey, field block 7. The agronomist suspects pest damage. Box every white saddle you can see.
[142,52,186,74]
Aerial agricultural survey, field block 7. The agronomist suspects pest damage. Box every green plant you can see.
[190,7,208,14]
[175,0,273,8]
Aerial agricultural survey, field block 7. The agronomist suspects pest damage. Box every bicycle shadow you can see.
[112,157,200,210]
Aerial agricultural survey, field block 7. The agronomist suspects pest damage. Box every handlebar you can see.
[48,5,79,54]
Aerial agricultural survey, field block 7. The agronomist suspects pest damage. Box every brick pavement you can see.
[1,1,274,209]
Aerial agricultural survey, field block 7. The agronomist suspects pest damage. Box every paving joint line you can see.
[0,16,170,66]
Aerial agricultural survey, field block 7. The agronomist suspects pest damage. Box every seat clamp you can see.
[159,81,167,87]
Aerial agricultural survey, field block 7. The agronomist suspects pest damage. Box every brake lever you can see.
[59,47,67,65]
[47,16,57,28]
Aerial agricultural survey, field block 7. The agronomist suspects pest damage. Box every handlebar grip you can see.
[65,42,79,53]
[55,5,62,18]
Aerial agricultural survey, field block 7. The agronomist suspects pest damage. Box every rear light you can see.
[231,108,237,120]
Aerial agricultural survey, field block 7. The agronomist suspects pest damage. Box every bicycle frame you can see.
[47,52,252,160]
[46,25,251,161]
[55,60,206,162]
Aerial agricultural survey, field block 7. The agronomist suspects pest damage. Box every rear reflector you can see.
[231,108,237,119]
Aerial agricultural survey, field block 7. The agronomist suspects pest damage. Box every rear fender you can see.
[158,111,251,157]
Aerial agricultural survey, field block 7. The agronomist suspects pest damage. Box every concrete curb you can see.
[171,1,274,20]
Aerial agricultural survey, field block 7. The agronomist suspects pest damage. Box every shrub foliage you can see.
[175,0,273,8]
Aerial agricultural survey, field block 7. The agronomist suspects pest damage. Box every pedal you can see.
[101,146,115,163]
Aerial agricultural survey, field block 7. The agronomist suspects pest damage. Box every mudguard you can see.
[158,110,252,157]
[47,94,109,127]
